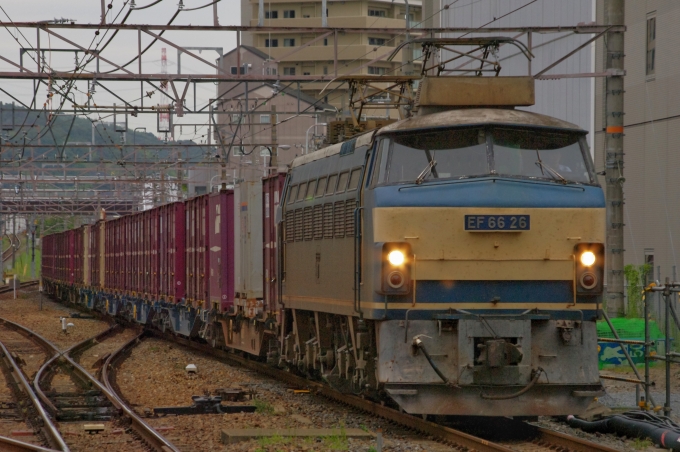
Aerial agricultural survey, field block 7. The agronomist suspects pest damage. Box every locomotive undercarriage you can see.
[43,280,602,418]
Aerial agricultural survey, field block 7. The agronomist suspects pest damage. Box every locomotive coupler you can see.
[555,320,581,344]
[476,339,523,368]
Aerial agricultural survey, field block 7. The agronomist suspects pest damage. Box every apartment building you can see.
[240,0,422,109]
[594,1,680,288]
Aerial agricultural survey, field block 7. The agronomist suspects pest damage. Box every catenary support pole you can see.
[664,278,671,417]
[604,0,626,316]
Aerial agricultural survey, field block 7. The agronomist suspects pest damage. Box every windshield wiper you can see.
[535,160,568,184]
[415,150,438,185]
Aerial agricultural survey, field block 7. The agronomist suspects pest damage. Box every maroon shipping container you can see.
[158,202,185,302]
[41,234,54,280]
[208,190,235,312]
[88,221,103,288]
[106,217,126,292]
[262,173,286,313]
[146,208,160,299]
[185,194,209,308]
[74,227,85,286]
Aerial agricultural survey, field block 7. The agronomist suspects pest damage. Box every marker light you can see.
[387,250,405,266]
[580,251,596,267]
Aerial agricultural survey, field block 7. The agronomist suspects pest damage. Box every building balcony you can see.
[250,16,416,30]
[253,44,407,64]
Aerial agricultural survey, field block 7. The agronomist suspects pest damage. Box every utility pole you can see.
[270,105,278,172]
[604,0,626,316]
[30,217,35,279]
[402,0,414,76]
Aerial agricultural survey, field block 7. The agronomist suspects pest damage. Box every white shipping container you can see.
[233,180,264,301]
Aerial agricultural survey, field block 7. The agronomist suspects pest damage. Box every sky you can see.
[0,0,241,143]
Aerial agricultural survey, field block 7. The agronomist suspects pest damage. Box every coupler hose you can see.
[412,336,459,387]
[567,414,680,450]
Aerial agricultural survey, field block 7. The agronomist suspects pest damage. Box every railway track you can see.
[0,317,179,452]
[29,291,621,452]
[137,329,619,452]
[2,234,21,264]
[0,280,39,296]
[0,322,65,452]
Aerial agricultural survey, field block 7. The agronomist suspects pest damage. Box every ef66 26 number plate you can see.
[465,215,530,231]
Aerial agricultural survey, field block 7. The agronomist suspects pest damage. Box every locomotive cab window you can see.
[493,128,593,184]
[386,128,488,184]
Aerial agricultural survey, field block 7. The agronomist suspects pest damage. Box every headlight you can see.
[387,250,405,266]
[580,251,596,267]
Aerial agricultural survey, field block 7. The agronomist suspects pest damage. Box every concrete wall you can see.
[595,0,680,284]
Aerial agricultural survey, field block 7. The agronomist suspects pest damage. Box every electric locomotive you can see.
[278,76,605,417]
[42,75,605,419]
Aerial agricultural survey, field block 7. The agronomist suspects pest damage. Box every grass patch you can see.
[322,425,349,451]
[253,398,275,415]
[632,437,653,450]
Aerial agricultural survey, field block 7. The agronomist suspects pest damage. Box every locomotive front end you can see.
[363,81,605,417]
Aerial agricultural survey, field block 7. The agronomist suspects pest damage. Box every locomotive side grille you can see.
[345,201,355,237]
[303,207,313,241]
[323,203,334,239]
[294,208,304,242]
[313,205,323,239]
[285,210,294,242]
[334,201,345,238]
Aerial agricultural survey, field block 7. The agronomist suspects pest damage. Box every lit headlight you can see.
[387,250,405,266]
[580,251,596,267]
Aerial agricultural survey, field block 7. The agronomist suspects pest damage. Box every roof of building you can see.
[233,83,335,112]
[218,45,271,62]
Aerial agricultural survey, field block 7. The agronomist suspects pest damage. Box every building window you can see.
[231,114,242,124]
[283,38,296,47]
[303,72,311,75]
[260,146,271,157]
[368,9,386,17]
[283,10,295,18]
[230,65,247,75]
[265,10,278,19]
[368,37,387,46]
[284,67,296,75]
[646,16,656,76]
[323,66,328,75]
[265,39,278,48]
[265,67,277,76]
[231,146,245,156]
[368,66,386,75]
[260,115,271,124]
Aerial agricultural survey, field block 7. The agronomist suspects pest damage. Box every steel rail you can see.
[146,330,513,452]
[533,425,621,452]
[0,281,39,295]
[0,318,178,452]
[0,327,67,451]
[0,436,59,452]
[146,330,621,452]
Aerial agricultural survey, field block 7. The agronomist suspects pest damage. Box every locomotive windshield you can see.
[378,126,594,185]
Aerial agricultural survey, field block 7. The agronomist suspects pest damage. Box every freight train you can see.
[42,76,605,418]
